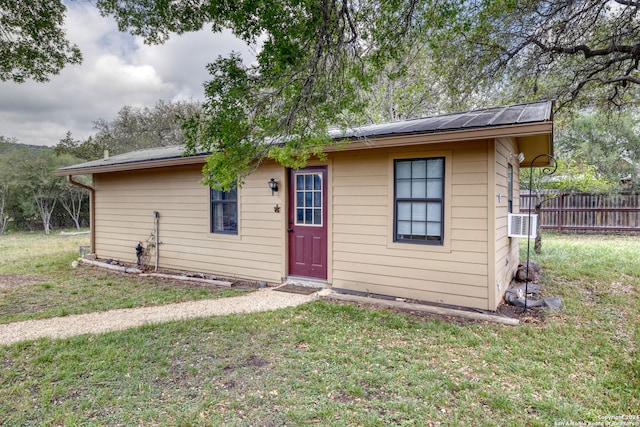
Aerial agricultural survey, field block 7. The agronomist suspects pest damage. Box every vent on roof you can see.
[508,214,538,238]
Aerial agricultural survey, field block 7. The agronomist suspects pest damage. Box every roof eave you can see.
[54,153,208,176]
[327,121,553,152]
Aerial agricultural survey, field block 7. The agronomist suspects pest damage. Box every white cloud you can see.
[0,2,255,147]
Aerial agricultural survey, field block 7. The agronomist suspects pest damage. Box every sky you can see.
[0,2,256,147]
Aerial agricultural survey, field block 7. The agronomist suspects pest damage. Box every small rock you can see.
[542,297,563,311]
[515,260,542,282]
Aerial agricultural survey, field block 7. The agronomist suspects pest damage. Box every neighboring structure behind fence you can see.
[520,192,640,234]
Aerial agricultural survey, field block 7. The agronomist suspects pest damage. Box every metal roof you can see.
[55,145,209,174]
[329,100,552,140]
[56,100,552,175]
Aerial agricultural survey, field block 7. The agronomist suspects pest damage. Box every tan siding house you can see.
[56,101,553,311]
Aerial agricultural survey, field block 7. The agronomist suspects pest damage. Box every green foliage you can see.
[56,101,203,162]
[429,0,640,110]
[521,158,616,194]
[54,131,105,162]
[98,0,456,189]
[0,0,82,82]
[6,0,640,189]
[0,143,87,233]
[555,112,640,190]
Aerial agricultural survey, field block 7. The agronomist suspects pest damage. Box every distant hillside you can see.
[0,140,49,154]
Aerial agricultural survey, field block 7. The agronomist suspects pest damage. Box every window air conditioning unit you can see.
[508,213,538,238]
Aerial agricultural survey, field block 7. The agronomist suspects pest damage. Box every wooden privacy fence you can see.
[520,192,640,234]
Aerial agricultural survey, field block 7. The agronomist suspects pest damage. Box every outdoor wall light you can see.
[268,178,279,195]
[510,152,526,163]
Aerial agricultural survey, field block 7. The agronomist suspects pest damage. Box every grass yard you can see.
[0,232,638,426]
[0,232,246,324]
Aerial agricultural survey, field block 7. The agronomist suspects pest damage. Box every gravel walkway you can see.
[0,288,322,346]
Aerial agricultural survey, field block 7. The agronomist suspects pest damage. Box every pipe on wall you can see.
[153,211,159,272]
[66,176,95,254]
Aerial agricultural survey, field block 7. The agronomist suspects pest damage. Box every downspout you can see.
[66,175,95,254]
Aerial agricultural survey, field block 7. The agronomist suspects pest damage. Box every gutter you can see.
[66,176,95,254]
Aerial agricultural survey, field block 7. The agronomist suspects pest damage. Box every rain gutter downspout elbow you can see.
[66,175,96,254]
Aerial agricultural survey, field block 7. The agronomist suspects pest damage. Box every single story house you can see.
[55,100,553,311]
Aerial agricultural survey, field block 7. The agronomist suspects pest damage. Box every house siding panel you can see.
[329,140,491,310]
[492,137,521,309]
[94,163,285,283]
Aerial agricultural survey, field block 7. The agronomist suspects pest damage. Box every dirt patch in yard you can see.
[0,275,45,290]
[76,263,257,290]
[495,303,546,324]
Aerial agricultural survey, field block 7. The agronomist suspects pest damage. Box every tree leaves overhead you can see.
[0,0,81,82]
[5,0,640,189]
[97,0,452,189]
[435,0,640,110]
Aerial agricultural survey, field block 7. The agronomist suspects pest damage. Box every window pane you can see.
[412,160,427,178]
[412,221,426,236]
[314,208,321,225]
[428,158,444,177]
[314,191,321,207]
[305,191,312,207]
[305,208,313,224]
[412,202,427,221]
[427,179,443,198]
[427,222,441,236]
[397,220,411,235]
[396,161,411,179]
[397,180,411,198]
[212,204,223,231]
[427,202,442,221]
[211,189,238,234]
[296,191,304,207]
[305,175,312,190]
[224,203,237,232]
[297,208,304,223]
[212,202,237,232]
[314,174,321,190]
[412,179,426,198]
[397,202,411,220]
[296,175,304,191]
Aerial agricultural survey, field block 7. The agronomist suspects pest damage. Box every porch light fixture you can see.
[518,153,525,163]
[510,152,525,163]
[268,178,279,195]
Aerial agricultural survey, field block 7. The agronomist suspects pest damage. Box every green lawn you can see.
[0,232,638,426]
[0,232,247,324]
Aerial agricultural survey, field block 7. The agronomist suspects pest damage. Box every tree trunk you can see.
[33,192,57,235]
[60,190,85,230]
[534,201,542,254]
[0,186,7,235]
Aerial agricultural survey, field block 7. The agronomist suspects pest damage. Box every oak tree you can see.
[0,0,81,82]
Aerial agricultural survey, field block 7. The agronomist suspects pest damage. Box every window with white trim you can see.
[295,172,323,226]
[394,158,445,244]
[210,188,238,234]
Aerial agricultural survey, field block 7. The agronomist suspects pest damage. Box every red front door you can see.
[288,167,327,279]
